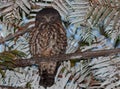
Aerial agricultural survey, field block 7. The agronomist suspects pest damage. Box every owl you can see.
[29,8,67,87]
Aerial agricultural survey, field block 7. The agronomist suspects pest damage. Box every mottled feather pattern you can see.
[30,23,67,57]
[29,8,67,87]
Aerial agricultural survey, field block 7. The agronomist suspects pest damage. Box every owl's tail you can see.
[39,62,60,88]
[40,70,55,88]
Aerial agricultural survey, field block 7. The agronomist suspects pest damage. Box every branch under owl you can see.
[1,48,119,68]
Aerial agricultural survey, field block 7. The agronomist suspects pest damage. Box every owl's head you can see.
[35,8,61,27]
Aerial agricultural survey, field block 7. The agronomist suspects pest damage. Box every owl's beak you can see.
[46,19,50,23]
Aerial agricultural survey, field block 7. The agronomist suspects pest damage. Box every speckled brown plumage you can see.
[29,8,67,87]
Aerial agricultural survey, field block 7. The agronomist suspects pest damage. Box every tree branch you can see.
[8,48,120,68]
[0,22,34,44]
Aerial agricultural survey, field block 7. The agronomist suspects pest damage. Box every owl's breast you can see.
[29,24,67,57]
[39,29,60,57]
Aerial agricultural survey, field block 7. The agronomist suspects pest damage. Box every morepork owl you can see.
[29,8,67,87]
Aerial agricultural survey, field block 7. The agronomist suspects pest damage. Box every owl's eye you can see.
[40,17,45,22]
[50,17,56,21]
